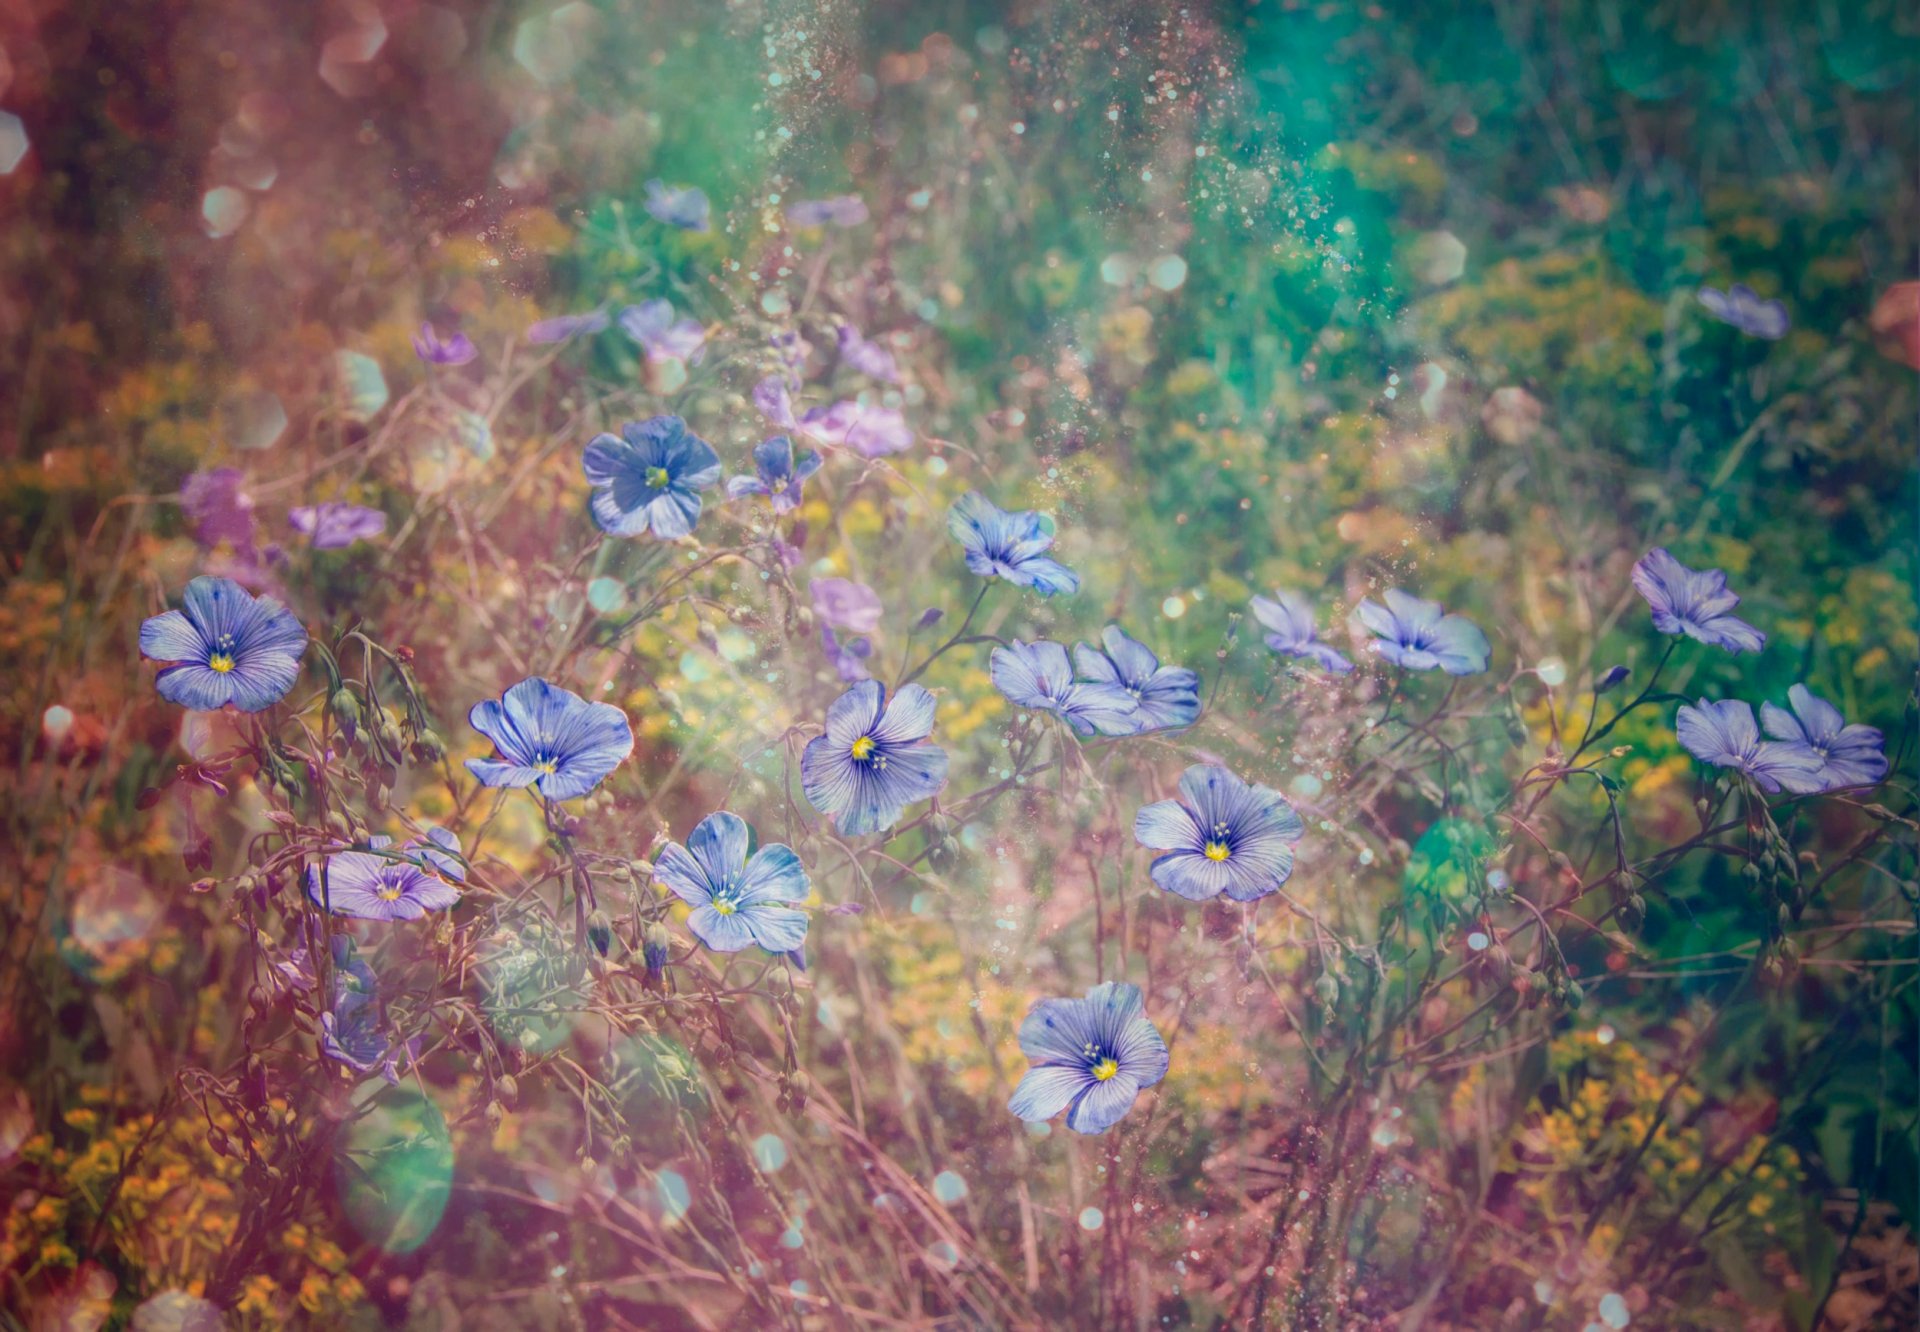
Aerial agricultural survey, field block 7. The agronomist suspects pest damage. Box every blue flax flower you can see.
[1007,981,1170,1135]
[412,322,477,366]
[654,811,810,955]
[320,953,416,1084]
[1353,588,1490,675]
[947,492,1079,596]
[619,299,706,363]
[139,575,309,712]
[992,640,1140,736]
[290,501,387,549]
[1761,685,1887,792]
[1697,284,1789,340]
[467,677,634,800]
[1073,625,1201,733]
[1676,698,1823,794]
[1133,764,1306,902]
[787,195,869,228]
[727,436,822,514]
[644,179,710,231]
[1250,590,1353,674]
[306,836,461,922]
[801,680,949,836]
[1631,548,1765,654]
[583,415,722,539]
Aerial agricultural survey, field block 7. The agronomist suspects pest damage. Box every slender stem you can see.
[898,584,990,688]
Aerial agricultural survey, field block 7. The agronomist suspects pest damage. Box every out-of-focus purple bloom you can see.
[1250,590,1353,674]
[644,179,710,231]
[798,399,913,458]
[466,676,634,800]
[140,576,308,713]
[289,501,387,550]
[836,325,900,383]
[801,680,949,836]
[413,321,478,366]
[1698,283,1789,340]
[618,299,707,363]
[180,469,257,556]
[810,577,882,634]
[1073,625,1201,733]
[1353,588,1490,675]
[320,952,416,1084]
[527,310,611,343]
[1631,548,1765,654]
[821,626,873,682]
[583,415,722,540]
[992,639,1139,736]
[787,195,869,228]
[306,835,461,922]
[1007,981,1169,1135]
[654,811,810,954]
[726,435,821,513]
[1761,684,1887,792]
[1133,764,1306,902]
[772,330,812,377]
[947,492,1080,597]
[1676,698,1823,794]
[753,376,799,431]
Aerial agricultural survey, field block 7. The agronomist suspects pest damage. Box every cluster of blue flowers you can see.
[134,293,1887,1135]
[1632,548,1887,794]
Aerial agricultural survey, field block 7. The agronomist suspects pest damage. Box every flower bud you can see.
[643,922,672,976]
[1593,665,1630,694]
[329,689,362,742]
[586,911,614,957]
[495,1075,519,1108]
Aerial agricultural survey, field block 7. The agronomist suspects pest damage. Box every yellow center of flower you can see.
[1091,1058,1119,1082]
[377,885,403,902]
[645,465,671,489]
[850,735,876,761]
[534,758,558,775]
[208,652,235,673]
[1204,840,1231,862]
[713,899,735,916]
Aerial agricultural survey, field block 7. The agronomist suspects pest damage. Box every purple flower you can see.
[528,310,611,343]
[992,640,1139,736]
[1698,284,1789,340]
[1675,698,1824,794]
[289,501,387,550]
[180,469,257,556]
[753,376,799,431]
[139,576,308,713]
[726,436,822,514]
[306,836,461,921]
[1007,981,1169,1135]
[654,811,810,955]
[1353,589,1490,675]
[1630,548,1765,654]
[644,179,710,231]
[801,680,949,836]
[319,953,417,1084]
[1133,764,1306,902]
[799,399,913,458]
[618,300,707,363]
[810,577,882,634]
[1250,590,1353,674]
[836,325,900,383]
[1760,684,1887,792]
[582,415,722,539]
[946,492,1080,597]
[466,676,634,800]
[821,626,873,682]
[413,321,478,366]
[1073,625,1201,733]
[787,195,869,228]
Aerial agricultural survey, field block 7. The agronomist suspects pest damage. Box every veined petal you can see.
[743,904,809,953]
[687,811,750,887]
[1133,798,1202,851]
[687,904,760,952]
[1008,1065,1090,1123]
[1065,1073,1143,1134]
[739,842,809,904]
[654,842,716,907]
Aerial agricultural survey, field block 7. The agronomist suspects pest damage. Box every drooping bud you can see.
[1593,665,1630,694]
